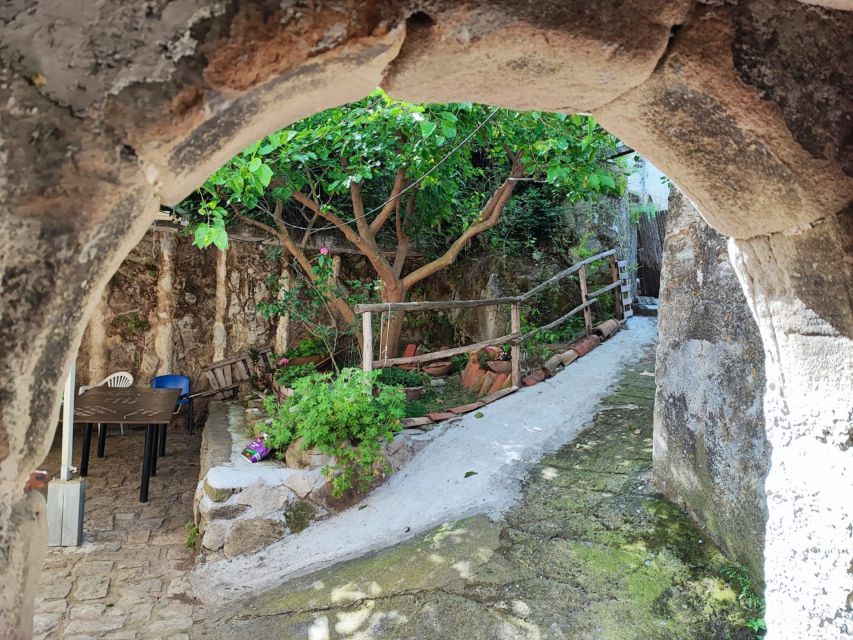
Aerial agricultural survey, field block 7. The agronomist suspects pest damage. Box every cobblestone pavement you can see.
[35,423,201,639]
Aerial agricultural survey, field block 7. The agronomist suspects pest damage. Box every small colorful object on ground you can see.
[242,434,271,463]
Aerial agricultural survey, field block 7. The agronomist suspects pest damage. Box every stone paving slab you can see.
[35,424,201,639]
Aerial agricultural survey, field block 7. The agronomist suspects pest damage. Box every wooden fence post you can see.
[609,255,624,321]
[578,265,592,336]
[361,312,373,372]
[510,303,521,388]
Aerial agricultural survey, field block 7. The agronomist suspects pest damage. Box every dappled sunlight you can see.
[427,522,469,548]
[498,617,543,640]
[541,467,559,481]
[331,583,372,605]
[308,615,330,640]
[334,601,375,634]
[451,559,472,579]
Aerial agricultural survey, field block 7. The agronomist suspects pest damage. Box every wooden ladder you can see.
[617,259,634,320]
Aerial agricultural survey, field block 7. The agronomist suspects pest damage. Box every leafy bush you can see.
[283,336,327,358]
[376,367,429,388]
[264,369,405,497]
[273,362,317,389]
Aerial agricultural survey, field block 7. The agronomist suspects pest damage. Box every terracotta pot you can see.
[592,319,620,340]
[287,354,324,366]
[486,359,512,375]
[571,335,601,357]
[423,361,452,377]
[404,386,426,402]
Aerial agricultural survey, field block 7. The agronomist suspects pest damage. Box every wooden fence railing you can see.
[354,249,627,388]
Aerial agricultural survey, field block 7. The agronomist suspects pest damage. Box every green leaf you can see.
[600,173,616,189]
[248,157,262,172]
[419,120,437,137]
[211,228,229,251]
[257,163,274,187]
[193,224,210,248]
[464,471,478,478]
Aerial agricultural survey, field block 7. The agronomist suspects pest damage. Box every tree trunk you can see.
[377,284,406,361]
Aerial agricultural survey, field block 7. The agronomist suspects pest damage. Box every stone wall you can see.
[194,400,441,558]
[653,190,769,581]
[77,229,280,396]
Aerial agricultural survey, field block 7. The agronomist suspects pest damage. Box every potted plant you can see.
[272,358,317,400]
[377,367,429,401]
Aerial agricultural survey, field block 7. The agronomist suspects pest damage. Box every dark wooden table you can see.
[73,387,180,502]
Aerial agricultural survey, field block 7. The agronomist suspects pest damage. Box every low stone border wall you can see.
[193,401,444,558]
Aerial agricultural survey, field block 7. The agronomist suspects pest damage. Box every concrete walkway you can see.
[192,317,658,605]
[192,343,751,639]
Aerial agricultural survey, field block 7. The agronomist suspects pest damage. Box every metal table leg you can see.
[158,423,167,457]
[80,423,93,477]
[150,427,158,478]
[140,423,155,502]
[97,423,107,458]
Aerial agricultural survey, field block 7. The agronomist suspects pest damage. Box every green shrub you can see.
[376,367,429,388]
[284,336,327,358]
[274,362,317,389]
[264,369,405,497]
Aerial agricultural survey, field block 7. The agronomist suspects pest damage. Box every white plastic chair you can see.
[79,371,134,434]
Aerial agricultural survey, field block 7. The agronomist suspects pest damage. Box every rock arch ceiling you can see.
[1,1,851,639]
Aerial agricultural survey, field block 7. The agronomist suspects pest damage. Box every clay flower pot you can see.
[288,354,324,366]
[571,334,601,357]
[486,359,512,375]
[423,361,452,377]
[404,386,426,402]
[593,319,620,340]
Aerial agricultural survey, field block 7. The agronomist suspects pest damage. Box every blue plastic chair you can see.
[150,374,193,436]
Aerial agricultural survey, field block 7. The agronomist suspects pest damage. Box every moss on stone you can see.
[203,480,234,503]
[284,501,314,534]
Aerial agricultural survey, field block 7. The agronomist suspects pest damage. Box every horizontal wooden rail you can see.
[518,249,615,302]
[586,280,622,299]
[513,299,598,344]
[358,247,625,376]
[372,331,522,368]
[355,296,519,314]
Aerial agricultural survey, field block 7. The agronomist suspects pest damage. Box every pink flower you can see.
[320,247,329,256]
[278,357,289,366]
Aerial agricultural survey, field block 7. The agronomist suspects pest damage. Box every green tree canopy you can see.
[181,89,624,356]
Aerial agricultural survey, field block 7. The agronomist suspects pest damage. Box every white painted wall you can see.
[626,155,670,210]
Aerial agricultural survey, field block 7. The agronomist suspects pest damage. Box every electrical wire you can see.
[249,106,503,233]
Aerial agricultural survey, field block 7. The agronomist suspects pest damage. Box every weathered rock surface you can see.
[222,520,286,558]
[2,2,852,637]
[654,189,768,582]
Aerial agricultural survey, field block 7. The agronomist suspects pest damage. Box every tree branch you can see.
[369,169,406,237]
[292,189,398,287]
[229,204,278,239]
[393,191,414,278]
[402,159,526,289]
[267,200,357,327]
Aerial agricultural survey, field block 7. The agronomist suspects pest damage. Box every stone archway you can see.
[1,1,850,638]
